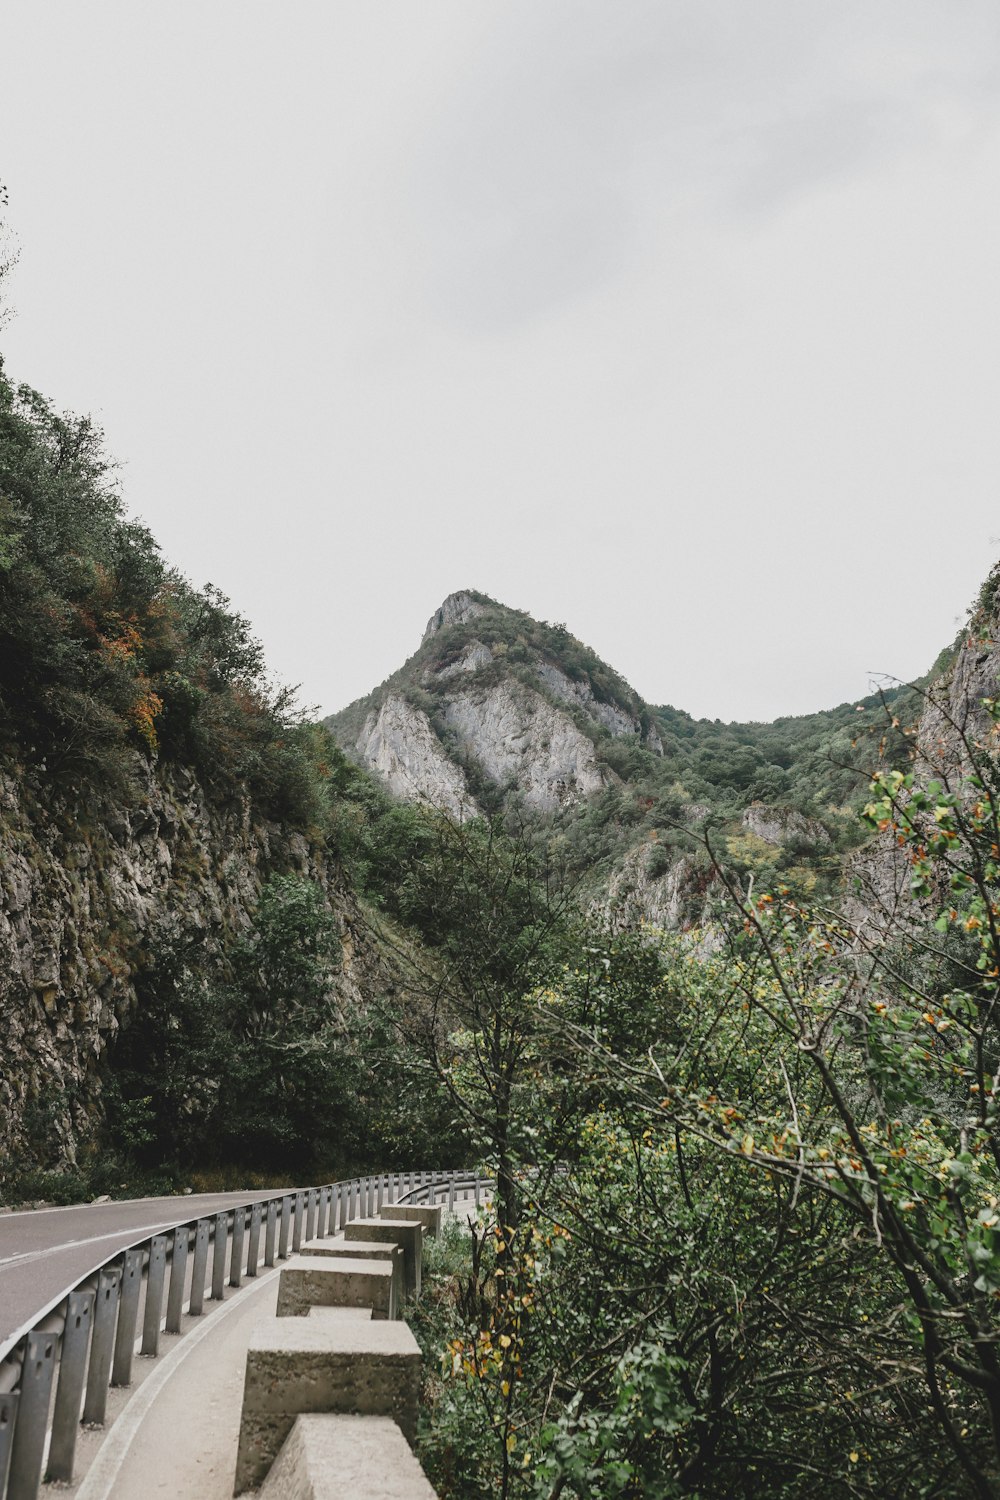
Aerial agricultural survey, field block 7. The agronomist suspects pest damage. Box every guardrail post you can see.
[112,1249,143,1386]
[305,1190,317,1243]
[211,1213,228,1301]
[166,1226,189,1333]
[376,1175,385,1212]
[230,1208,246,1288]
[475,1175,481,1209]
[247,1203,262,1277]
[141,1236,168,1356]
[83,1267,121,1423]
[189,1219,210,1316]
[0,1393,18,1495]
[319,1185,331,1236]
[264,1200,277,1266]
[448,1176,457,1211]
[8,1329,56,1498]
[46,1288,95,1482]
[278,1196,292,1258]
[292,1192,304,1251]
[331,1184,342,1233]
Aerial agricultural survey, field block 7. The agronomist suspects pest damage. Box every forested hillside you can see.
[397,574,1000,1500]
[328,588,947,916]
[4,348,1000,1495]
[0,362,459,1198]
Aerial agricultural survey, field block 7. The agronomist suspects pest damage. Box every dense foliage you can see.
[0,362,331,825]
[402,643,1000,1498]
[5,304,999,1494]
[327,593,946,908]
[100,873,461,1185]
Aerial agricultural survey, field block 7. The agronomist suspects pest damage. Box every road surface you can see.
[0,1189,294,1347]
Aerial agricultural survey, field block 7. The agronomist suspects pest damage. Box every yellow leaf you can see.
[849,1452,859,1464]
[741,1134,754,1157]
[506,1433,517,1455]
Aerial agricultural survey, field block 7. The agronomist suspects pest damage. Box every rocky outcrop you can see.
[441,680,608,812]
[741,803,830,849]
[357,696,474,817]
[916,580,1000,780]
[422,591,488,642]
[534,662,640,740]
[336,593,672,818]
[431,641,494,681]
[0,759,376,1167]
[601,843,712,932]
[847,575,1000,937]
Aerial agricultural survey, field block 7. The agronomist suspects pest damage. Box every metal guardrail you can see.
[0,1168,484,1499]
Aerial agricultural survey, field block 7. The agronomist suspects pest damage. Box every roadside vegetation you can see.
[4,322,1000,1492]
[400,643,1000,1498]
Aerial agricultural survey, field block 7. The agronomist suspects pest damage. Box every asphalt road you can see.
[0,1189,295,1348]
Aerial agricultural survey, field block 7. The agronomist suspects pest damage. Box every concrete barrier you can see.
[259,1414,437,1499]
[234,1318,422,1492]
[344,1220,422,1299]
[275,1256,396,1320]
[306,1306,372,1323]
[379,1203,443,1239]
[299,1237,405,1310]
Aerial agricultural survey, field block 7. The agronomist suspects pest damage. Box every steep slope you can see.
[0,755,380,1169]
[0,367,394,1177]
[327,590,662,816]
[328,590,949,923]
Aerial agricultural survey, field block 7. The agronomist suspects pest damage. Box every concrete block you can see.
[345,1220,422,1299]
[235,1319,422,1493]
[300,1236,405,1308]
[276,1255,396,1320]
[306,1305,373,1322]
[379,1203,443,1239]
[259,1415,437,1499]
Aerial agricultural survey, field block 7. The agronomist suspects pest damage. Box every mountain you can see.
[326,589,935,916]
[0,367,416,1187]
[327,590,663,818]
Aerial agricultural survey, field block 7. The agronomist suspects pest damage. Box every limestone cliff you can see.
[327,590,660,816]
[357,694,473,817]
[0,756,377,1167]
[849,567,1000,933]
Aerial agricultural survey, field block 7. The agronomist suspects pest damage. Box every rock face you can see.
[358,695,474,817]
[422,591,488,642]
[0,758,373,1167]
[916,575,1000,779]
[441,680,607,812]
[432,641,494,681]
[741,803,830,849]
[848,572,1000,935]
[332,591,660,818]
[533,661,640,740]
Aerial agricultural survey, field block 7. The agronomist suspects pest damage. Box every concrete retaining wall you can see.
[234,1212,446,1496]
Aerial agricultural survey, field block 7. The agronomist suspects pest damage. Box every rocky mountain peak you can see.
[422,590,491,642]
[329,591,661,817]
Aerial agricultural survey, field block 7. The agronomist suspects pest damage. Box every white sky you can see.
[2,1,998,722]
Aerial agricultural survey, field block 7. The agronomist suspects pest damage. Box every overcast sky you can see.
[2,1,998,722]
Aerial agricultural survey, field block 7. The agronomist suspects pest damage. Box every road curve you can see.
[0,1188,296,1346]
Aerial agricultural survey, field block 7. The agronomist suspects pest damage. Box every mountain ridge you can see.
[324,586,960,922]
